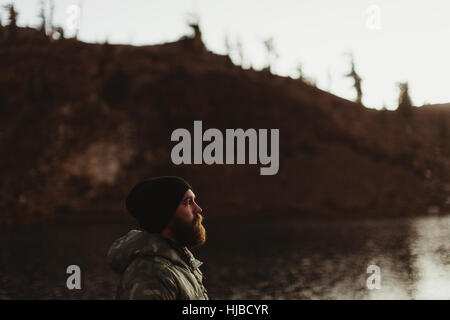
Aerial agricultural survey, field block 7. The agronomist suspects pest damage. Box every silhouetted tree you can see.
[345,54,363,104]
[4,3,18,42]
[186,14,206,53]
[97,38,113,76]
[0,17,3,41]
[296,63,303,81]
[263,37,278,72]
[224,34,231,56]
[236,37,244,66]
[397,82,413,116]
[180,13,207,53]
[48,0,55,38]
[38,1,46,34]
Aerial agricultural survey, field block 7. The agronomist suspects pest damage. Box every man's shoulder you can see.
[126,254,175,277]
[117,251,208,300]
[117,255,180,299]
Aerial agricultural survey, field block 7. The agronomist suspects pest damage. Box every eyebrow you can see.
[183,195,196,201]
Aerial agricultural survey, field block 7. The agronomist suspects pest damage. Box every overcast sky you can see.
[3,0,450,109]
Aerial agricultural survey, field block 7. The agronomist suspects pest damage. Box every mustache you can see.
[193,213,204,224]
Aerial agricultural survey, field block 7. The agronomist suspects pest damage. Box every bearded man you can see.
[107,176,208,300]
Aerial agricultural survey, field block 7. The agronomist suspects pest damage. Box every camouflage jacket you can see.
[107,229,209,300]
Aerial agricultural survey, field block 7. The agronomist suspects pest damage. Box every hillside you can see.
[1,27,450,225]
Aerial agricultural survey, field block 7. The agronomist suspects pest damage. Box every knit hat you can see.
[125,176,193,233]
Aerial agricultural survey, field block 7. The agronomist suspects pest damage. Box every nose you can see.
[195,203,202,215]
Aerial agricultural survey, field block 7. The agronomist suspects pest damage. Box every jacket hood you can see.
[106,229,203,274]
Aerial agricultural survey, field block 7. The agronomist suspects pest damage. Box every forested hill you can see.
[1,26,449,225]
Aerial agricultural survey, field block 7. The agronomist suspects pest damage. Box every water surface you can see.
[0,215,448,299]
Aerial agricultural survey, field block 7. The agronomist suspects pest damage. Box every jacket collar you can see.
[136,232,203,270]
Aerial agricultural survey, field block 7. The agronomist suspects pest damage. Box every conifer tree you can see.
[397,82,413,117]
[345,55,363,104]
[5,3,18,42]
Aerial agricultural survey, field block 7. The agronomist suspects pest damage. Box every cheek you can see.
[176,205,195,222]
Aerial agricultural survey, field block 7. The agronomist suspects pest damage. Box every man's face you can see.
[168,189,206,248]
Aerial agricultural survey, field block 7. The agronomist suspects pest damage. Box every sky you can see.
[2,0,450,110]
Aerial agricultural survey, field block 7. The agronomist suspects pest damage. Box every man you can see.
[107,176,209,300]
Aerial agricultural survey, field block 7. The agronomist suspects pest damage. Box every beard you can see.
[170,212,206,248]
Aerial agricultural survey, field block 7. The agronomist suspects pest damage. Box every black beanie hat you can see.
[125,176,193,233]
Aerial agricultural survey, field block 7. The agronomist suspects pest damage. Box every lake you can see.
[0,215,449,299]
